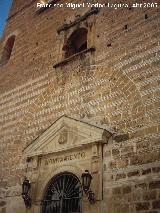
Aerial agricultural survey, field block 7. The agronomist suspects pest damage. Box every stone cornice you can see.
[57,7,99,34]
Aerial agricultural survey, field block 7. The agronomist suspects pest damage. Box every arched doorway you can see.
[42,172,82,213]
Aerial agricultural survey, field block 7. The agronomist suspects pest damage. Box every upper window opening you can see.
[63,28,88,58]
[0,35,15,66]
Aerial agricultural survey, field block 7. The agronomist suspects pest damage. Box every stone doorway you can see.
[23,116,113,213]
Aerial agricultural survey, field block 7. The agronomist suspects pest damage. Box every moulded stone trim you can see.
[23,115,112,157]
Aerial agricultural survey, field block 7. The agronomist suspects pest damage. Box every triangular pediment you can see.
[23,116,112,157]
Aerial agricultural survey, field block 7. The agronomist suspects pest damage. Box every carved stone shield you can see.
[58,129,68,144]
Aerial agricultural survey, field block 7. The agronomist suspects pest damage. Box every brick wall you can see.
[0,0,160,212]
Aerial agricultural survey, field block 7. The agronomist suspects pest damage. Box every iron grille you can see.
[42,172,82,213]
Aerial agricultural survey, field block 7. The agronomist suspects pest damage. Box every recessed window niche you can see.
[0,35,15,66]
[63,28,88,58]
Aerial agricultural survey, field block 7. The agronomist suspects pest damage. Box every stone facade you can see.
[0,0,160,213]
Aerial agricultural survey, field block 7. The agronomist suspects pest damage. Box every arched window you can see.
[64,28,88,58]
[42,172,82,213]
[0,35,15,65]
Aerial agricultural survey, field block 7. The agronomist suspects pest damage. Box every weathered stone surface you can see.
[115,173,126,181]
[122,186,131,194]
[142,168,152,175]
[0,201,6,207]
[127,170,140,177]
[136,202,150,211]
[152,167,160,173]
[149,181,160,190]
[152,200,160,209]
[143,191,157,200]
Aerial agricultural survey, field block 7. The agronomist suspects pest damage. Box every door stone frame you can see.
[23,116,113,213]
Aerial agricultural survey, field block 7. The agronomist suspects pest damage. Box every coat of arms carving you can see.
[58,129,68,144]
